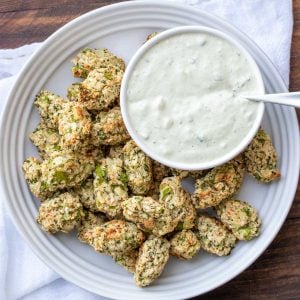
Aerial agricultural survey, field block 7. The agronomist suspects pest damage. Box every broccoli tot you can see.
[67,82,81,101]
[145,160,170,200]
[159,176,196,230]
[216,199,261,241]
[74,178,97,212]
[170,230,201,260]
[92,107,130,146]
[123,140,152,195]
[77,210,106,245]
[122,196,163,229]
[93,157,128,218]
[112,250,138,273]
[176,197,197,231]
[22,157,54,201]
[29,123,61,159]
[72,48,125,78]
[79,65,124,111]
[192,157,244,209]
[244,128,280,182]
[34,90,64,129]
[159,176,186,217]
[37,192,83,234]
[23,157,42,184]
[230,154,246,179]
[197,215,236,256]
[92,220,145,255]
[134,235,170,287]
[122,196,176,236]
[58,101,93,151]
[41,152,95,192]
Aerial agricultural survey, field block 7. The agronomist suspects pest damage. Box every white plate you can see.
[0,1,299,299]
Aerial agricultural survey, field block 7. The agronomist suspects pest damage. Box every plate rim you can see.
[0,1,299,299]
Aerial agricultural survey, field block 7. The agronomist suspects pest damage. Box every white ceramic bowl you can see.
[120,26,265,170]
[0,1,299,299]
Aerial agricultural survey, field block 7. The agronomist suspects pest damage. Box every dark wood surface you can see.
[0,1,299,299]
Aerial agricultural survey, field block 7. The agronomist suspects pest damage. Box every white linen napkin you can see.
[0,0,293,299]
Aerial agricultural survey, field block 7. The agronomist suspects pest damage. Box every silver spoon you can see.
[244,92,300,108]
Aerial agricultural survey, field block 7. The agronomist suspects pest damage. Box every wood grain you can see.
[290,0,300,124]
[0,0,299,299]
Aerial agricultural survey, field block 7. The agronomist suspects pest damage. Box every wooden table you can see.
[0,1,299,299]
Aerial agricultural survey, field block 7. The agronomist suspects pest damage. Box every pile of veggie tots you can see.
[23,33,281,287]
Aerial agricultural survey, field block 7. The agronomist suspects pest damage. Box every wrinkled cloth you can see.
[0,0,293,299]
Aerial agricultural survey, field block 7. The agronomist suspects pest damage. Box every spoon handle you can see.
[245,92,300,108]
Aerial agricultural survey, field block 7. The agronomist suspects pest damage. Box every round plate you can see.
[0,1,299,299]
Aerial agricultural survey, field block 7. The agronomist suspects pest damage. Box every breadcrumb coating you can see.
[123,140,152,195]
[29,123,61,159]
[77,210,106,244]
[79,66,123,111]
[23,157,54,200]
[34,90,64,129]
[92,107,130,146]
[244,128,280,182]
[58,102,93,151]
[134,235,170,287]
[192,157,244,209]
[170,230,200,259]
[67,82,81,101]
[72,48,125,78]
[93,157,128,218]
[122,196,176,236]
[93,220,145,255]
[74,179,97,211]
[112,250,138,273]
[197,215,236,256]
[216,199,261,241]
[37,192,83,233]
[41,152,95,191]
[159,176,196,230]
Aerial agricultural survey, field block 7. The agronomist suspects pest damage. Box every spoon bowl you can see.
[244,92,300,108]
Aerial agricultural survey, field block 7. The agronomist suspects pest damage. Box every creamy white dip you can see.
[126,33,261,165]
